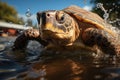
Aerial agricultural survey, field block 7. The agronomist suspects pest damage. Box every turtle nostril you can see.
[46,13,50,17]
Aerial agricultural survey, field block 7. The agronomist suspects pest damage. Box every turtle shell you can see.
[63,5,115,36]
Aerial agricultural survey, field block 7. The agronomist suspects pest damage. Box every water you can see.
[24,8,32,27]
[96,3,120,41]
[25,8,32,18]
[96,3,109,22]
[0,37,120,80]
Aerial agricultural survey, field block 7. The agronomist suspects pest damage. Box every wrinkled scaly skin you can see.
[12,6,120,56]
[12,29,48,50]
[82,28,120,55]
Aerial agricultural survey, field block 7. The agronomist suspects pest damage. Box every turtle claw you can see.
[12,29,48,51]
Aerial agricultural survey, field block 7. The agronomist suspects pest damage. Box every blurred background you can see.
[0,0,120,36]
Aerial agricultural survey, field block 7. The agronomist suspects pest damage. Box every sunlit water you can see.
[0,3,120,80]
[0,36,120,80]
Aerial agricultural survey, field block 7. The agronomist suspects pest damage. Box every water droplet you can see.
[109,9,113,13]
[118,21,120,26]
[96,3,109,22]
[96,3,103,9]
[7,40,13,46]
[103,13,109,21]
[25,8,32,17]
[112,3,115,6]
[115,5,118,8]
[96,3,106,13]
[24,22,28,27]
[18,30,23,34]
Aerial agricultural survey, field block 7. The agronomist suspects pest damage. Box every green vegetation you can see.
[91,0,120,28]
[0,1,25,24]
[0,1,38,28]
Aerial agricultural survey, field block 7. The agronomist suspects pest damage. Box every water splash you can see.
[7,41,12,46]
[96,3,109,22]
[96,3,120,41]
[25,8,32,17]
[24,22,28,27]
[96,3,120,27]
[109,19,120,25]
[24,8,32,27]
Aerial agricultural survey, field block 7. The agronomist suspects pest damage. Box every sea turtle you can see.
[13,5,120,55]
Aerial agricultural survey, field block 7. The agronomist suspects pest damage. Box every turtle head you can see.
[37,10,80,46]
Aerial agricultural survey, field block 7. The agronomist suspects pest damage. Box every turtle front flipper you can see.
[82,28,120,55]
[12,29,48,50]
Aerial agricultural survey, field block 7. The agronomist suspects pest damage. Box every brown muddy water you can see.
[0,37,120,80]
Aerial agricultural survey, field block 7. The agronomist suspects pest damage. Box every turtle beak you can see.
[37,11,57,31]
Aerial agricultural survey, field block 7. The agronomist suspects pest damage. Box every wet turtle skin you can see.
[12,5,120,55]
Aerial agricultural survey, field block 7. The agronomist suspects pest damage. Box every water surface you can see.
[0,37,120,80]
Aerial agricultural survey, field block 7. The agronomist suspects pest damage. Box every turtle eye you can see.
[56,11,65,23]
